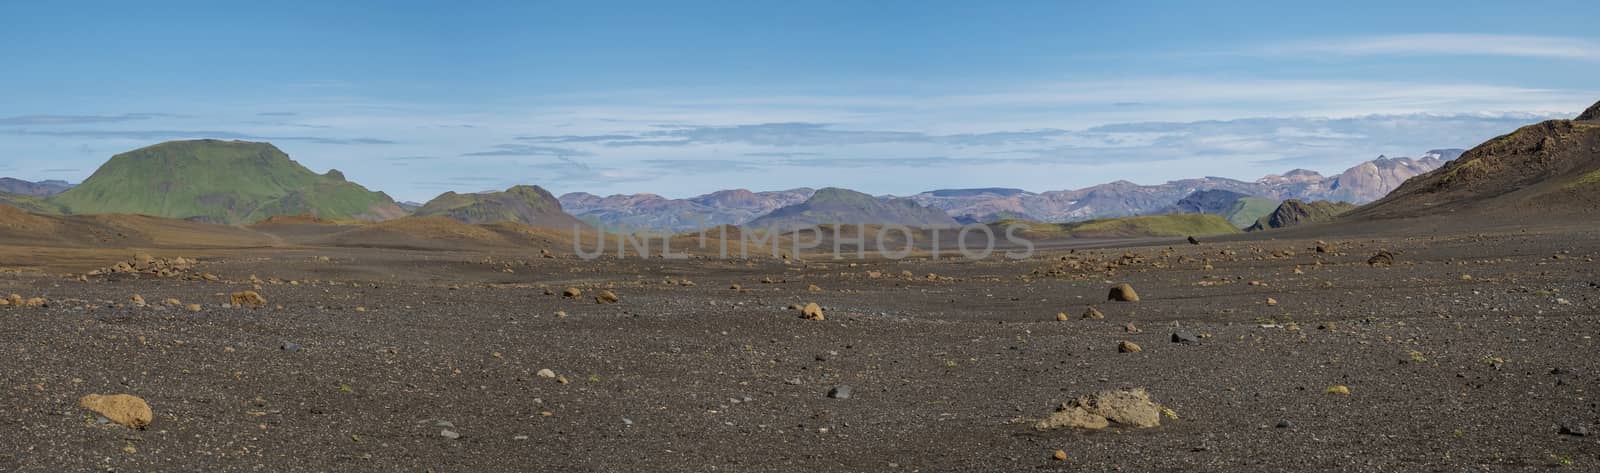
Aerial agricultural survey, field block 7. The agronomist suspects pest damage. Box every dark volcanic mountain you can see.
[50,140,406,224]
[744,187,959,230]
[1245,199,1358,231]
[1348,102,1600,220]
[414,185,590,230]
[0,178,74,196]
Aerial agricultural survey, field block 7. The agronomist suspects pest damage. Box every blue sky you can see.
[2,1,1597,201]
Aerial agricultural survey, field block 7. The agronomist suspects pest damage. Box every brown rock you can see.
[1118,340,1142,353]
[1052,450,1068,461]
[130,294,146,306]
[801,302,825,321]
[185,304,202,312]
[595,290,619,304]
[1082,306,1106,319]
[1036,387,1164,430]
[79,394,152,429]
[1055,312,1069,321]
[1368,250,1395,266]
[1108,284,1140,302]
[807,284,823,293]
[562,287,582,298]
[229,291,267,308]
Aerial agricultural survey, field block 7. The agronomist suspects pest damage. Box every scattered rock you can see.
[537,368,557,379]
[1036,387,1164,431]
[1171,330,1200,344]
[1055,312,1069,321]
[1559,422,1589,437]
[594,290,619,304]
[78,394,152,429]
[129,294,146,306]
[185,303,201,312]
[1276,420,1295,429]
[1266,297,1278,306]
[1108,284,1140,302]
[1315,241,1335,253]
[1082,306,1106,319]
[1118,341,1142,353]
[280,342,301,353]
[1368,250,1394,266]
[1052,450,1068,461]
[562,287,582,298]
[1325,385,1351,396]
[1124,322,1140,333]
[801,302,825,321]
[229,291,267,309]
[827,385,852,399]
[440,430,461,440]
[1186,236,1200,245]
[807,284,823,293]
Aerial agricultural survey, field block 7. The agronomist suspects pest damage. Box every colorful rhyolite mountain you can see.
[560,153,1457,231]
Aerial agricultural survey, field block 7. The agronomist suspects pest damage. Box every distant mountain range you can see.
[0,178,74,196]
[744,187,959,230]
[0,141,1468,233]
[556,151,1460,231]
[559,188,815,232]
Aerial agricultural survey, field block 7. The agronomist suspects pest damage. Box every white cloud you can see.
[1261,34,1600,61]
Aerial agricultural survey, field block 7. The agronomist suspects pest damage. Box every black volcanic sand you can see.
[2,226,1599,471]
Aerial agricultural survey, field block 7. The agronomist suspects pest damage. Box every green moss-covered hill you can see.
[413,185,590,229]
[50,140,406,224]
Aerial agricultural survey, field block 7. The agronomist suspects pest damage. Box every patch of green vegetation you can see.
[0,192,67,214]
[1223,197,1280,228]
[50,140,399,224]
[1566,168,1600,189]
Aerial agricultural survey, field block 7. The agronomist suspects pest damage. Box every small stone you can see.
[1082,306,1106,319]
[1559,422,1589,437]
[1276,420,1294,429]
[1055,312,1069,321]
[537,368,557,379]
[1108,284,1140,302]
[807,284,822,293]
[1367,250,1394,266]
[1052,449,1068,461]
[827,385,852,399]
[1171,330,1200,344]
[1325,385,1351,396]
[1124,322,1140,333]
[280,342,301,353]
[1118,341,1142,353]
[440,430,460,440]
[595,290,619,304]
[562,287,582,298]
[1265,297,1278,306]
[185,304,201,312]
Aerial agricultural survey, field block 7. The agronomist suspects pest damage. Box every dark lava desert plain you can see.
[2,216,1598,472]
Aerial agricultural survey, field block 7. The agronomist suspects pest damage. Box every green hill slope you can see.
[413,185,590,229]
[50,140,405,224]
[744,187,960,230]
[1245,199,1356,232]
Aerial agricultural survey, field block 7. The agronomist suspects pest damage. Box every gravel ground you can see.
[2,227,1598,472]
